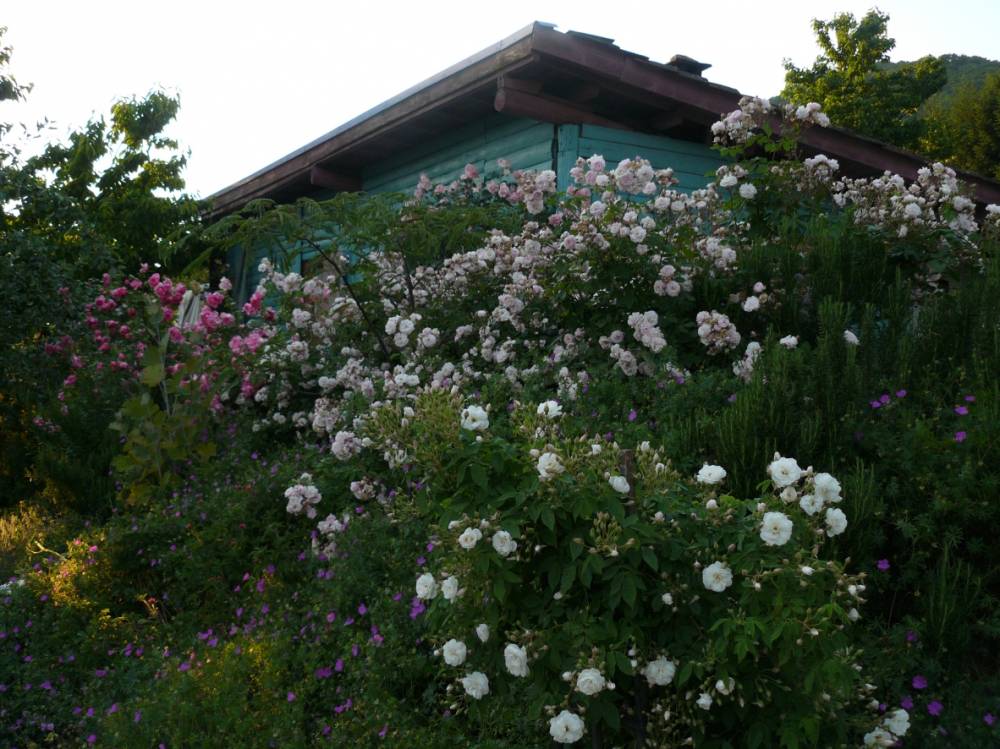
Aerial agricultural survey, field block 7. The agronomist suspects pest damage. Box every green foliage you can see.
[782,10,946,149]
[922,71,1000,179]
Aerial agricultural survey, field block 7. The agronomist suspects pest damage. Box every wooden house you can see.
[209,22,1000,297]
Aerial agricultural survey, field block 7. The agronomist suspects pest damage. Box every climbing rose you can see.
[460,671,489,699]
[504,643,529,677]
[549,710,585,744]
[696,464,727,485]
[759,511,793,546]
[441,638,467,666]
[643,657,676,686]
[702,561,733,592]
[415,573,438,600]
[575,668,606,695]
[461,405,489,431]
[767,455,803,488]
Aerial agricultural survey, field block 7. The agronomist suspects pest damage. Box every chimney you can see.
[668,55,711,77]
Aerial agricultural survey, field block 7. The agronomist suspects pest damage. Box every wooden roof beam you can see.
[309,166,362,192]
[494,84,630,131]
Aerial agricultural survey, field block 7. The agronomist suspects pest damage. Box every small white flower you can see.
[715,677,735,695]
[696,463,727,485]
[739,183,757,200]
[661,592,673,606]
[608,475,630,494]
[460,671,489,699]
[475,623,490,642]
[549,710,585,744]
[702,561,733,592]
[415,573,438,600]
[705,498,718,510]
[767,456,803,488]
[742,296,760,312]
[575,668,607,696]
[848,607,860,622]
[844,330,860,346]
[590,443,602,455]
[458,527,483,550]
[643,657,677,686]
[504,643,529,677]
[883,708,910,737]
[798,494,824,516]
[780,486,798,504]
[537,400,563,419]
[441,576,460,602]
[537,451,565,481]
[825,507,848,537]
[779,335,798,349]
[461,405,489,431]
[720,174,738,188]
[800,565,815,576]
[863,727,896,746]
[442,638,467,666]
[813,473,842,504]
[491,530,518,557]
[696,692,713,710]
[760,511,793,546]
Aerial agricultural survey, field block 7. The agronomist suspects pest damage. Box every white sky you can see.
[3,0,998,197]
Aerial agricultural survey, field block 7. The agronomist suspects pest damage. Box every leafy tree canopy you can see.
[782,9,946,150]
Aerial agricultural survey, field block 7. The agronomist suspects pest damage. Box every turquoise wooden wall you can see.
[226,117,724,301]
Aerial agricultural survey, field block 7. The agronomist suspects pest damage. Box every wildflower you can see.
[954,431,967,443]
[984,713,996,726]
[927,700,943,717]
[912,675,928,690]
[954,405,968,415]
[876,559,890,571]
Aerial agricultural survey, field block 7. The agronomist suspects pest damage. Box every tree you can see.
[922,71,1000,180]
[782,10,946,150]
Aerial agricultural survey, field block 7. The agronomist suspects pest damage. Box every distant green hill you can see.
[884,54,1000,111]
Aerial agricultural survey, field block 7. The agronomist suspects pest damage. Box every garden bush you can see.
[3,96,1000,746]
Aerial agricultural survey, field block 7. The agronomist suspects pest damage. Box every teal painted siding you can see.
[362,114,554,195]
[226,118,725,302]
[571,124,724,192]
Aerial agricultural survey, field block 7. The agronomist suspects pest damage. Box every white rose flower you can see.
[715,677,735,695]
[825,507,848,537]
[415,573,438,600]
[643,657,677,686]
[590,443,602,455]
[863,727,896,747]
[458,527,483,550]
[739,183,757,200]
[844,330,860,346]
[848,607,860,621]
[767,456,803,488]
[720,174,738,188]
[696,692,713,710]
[780,486,799,504]
[537,451,565,481]
[742,295,760,312]
[696,464,727,485]
[661,592,673,605]
[504,643,529,677]
[608,475,630,494]
[883,709,910,737]
[537,400,563,419]
[461,405,489,431]
[491,530,517,557]
[441,576,460,602]
[702,561,733,592]
[760,511,793,546]
[442,638,467,666]
[461,671,489,700]
[475,623,490,642]
[779,335,798,349]
[549,710,585,744]
[798,494,824,516]
[813,473,842,503]
[801,565,815,576]
[575,668,607,696]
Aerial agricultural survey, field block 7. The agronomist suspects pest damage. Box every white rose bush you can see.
[10,94,999,747]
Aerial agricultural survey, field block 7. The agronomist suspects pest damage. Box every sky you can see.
[3,0,998,198]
